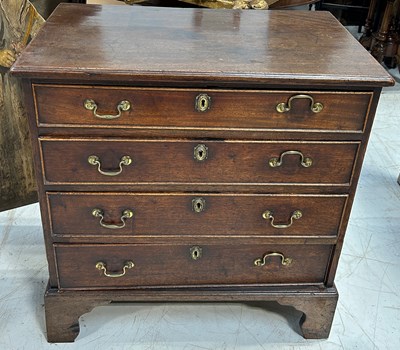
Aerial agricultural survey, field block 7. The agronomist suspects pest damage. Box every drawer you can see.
[54,243,332,289]
[48,192,347,237]
[33,85,372,132]
[40,139,359,186]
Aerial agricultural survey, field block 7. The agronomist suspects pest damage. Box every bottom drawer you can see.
[54,243,332,289]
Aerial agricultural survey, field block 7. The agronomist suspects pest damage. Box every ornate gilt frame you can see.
[122,0,279,10]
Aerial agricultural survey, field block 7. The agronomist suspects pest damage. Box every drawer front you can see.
[54,243,332,289]
[48,193,347,237]
[34,85,371,132]
[40,139,359,185]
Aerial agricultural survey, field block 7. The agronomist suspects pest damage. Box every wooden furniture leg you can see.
[43,285,338,342]
[281,293,338,338]
[371,0,396,63]
[360,0,378,50]
[44,288,111,342]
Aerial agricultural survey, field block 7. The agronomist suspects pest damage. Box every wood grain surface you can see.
[12,4,394,87]
[54,243,333,289]
[39,138,359,185]
[33,85,372,132]
[12,3,393,343]
[47,192,347,237]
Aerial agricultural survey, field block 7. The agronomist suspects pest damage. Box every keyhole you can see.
[194,144,208,161]
[195,93,211,112]
[190,246,202,260]
[192,197,206,213]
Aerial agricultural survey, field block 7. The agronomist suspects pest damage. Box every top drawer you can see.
[33,85,372,132]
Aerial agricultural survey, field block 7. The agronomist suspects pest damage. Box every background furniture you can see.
[360,0,400,70]
[119,0,319,9]
[31,0,86,19]
[316,0,370,30]
[0,1,44,212]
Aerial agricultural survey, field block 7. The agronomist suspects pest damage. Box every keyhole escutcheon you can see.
[194,144,208,161]
[190,246,203,260]
[192,197,206,213]
[195,93,211,112]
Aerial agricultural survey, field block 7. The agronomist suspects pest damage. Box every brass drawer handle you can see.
[195,93,211,112]
[194,144,208,161]
[88,155,132,176]
[276,94,323,113]
[269,150,312,168]
[96,260,134,278]
[262,209,302,229]
[84,99,131,119]
[192,197,206,213]
[190,246,202,260]
[254,252,292,267]
[92,208,133,229]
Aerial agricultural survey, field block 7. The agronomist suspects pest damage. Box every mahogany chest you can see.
[12,4,393,342]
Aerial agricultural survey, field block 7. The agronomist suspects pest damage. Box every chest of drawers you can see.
[12,4,393,343]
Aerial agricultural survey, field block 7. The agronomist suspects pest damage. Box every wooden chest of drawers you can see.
[12,4,393,343]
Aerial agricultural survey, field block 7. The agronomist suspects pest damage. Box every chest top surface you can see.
[12,3,393,87]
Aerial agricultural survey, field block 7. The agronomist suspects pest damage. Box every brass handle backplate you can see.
[92,208,133,229]
[84,99,131,119]
[262,209,302,229]
[194,144,208,161]
[269,150,312,168]
[96,261,134,278]
[276,94,323,114]
[88,155,132,176]
[192,197,206,213]
[195,93,211,112]
[254,252,292,267]
[190,246,202,260]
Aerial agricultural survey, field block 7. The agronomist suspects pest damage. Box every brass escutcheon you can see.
[88,155,132,176]
[92,208,133,229]
[96,260,134,278]
[192,197,206,213]
[190,246,202,260]
[84,99,131,119]
[268,150,312,168]
[194,144,208,161]
[254,252,293,267]
[195,93,211,112]
[276,94,323,114]
[262,209,302,229]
